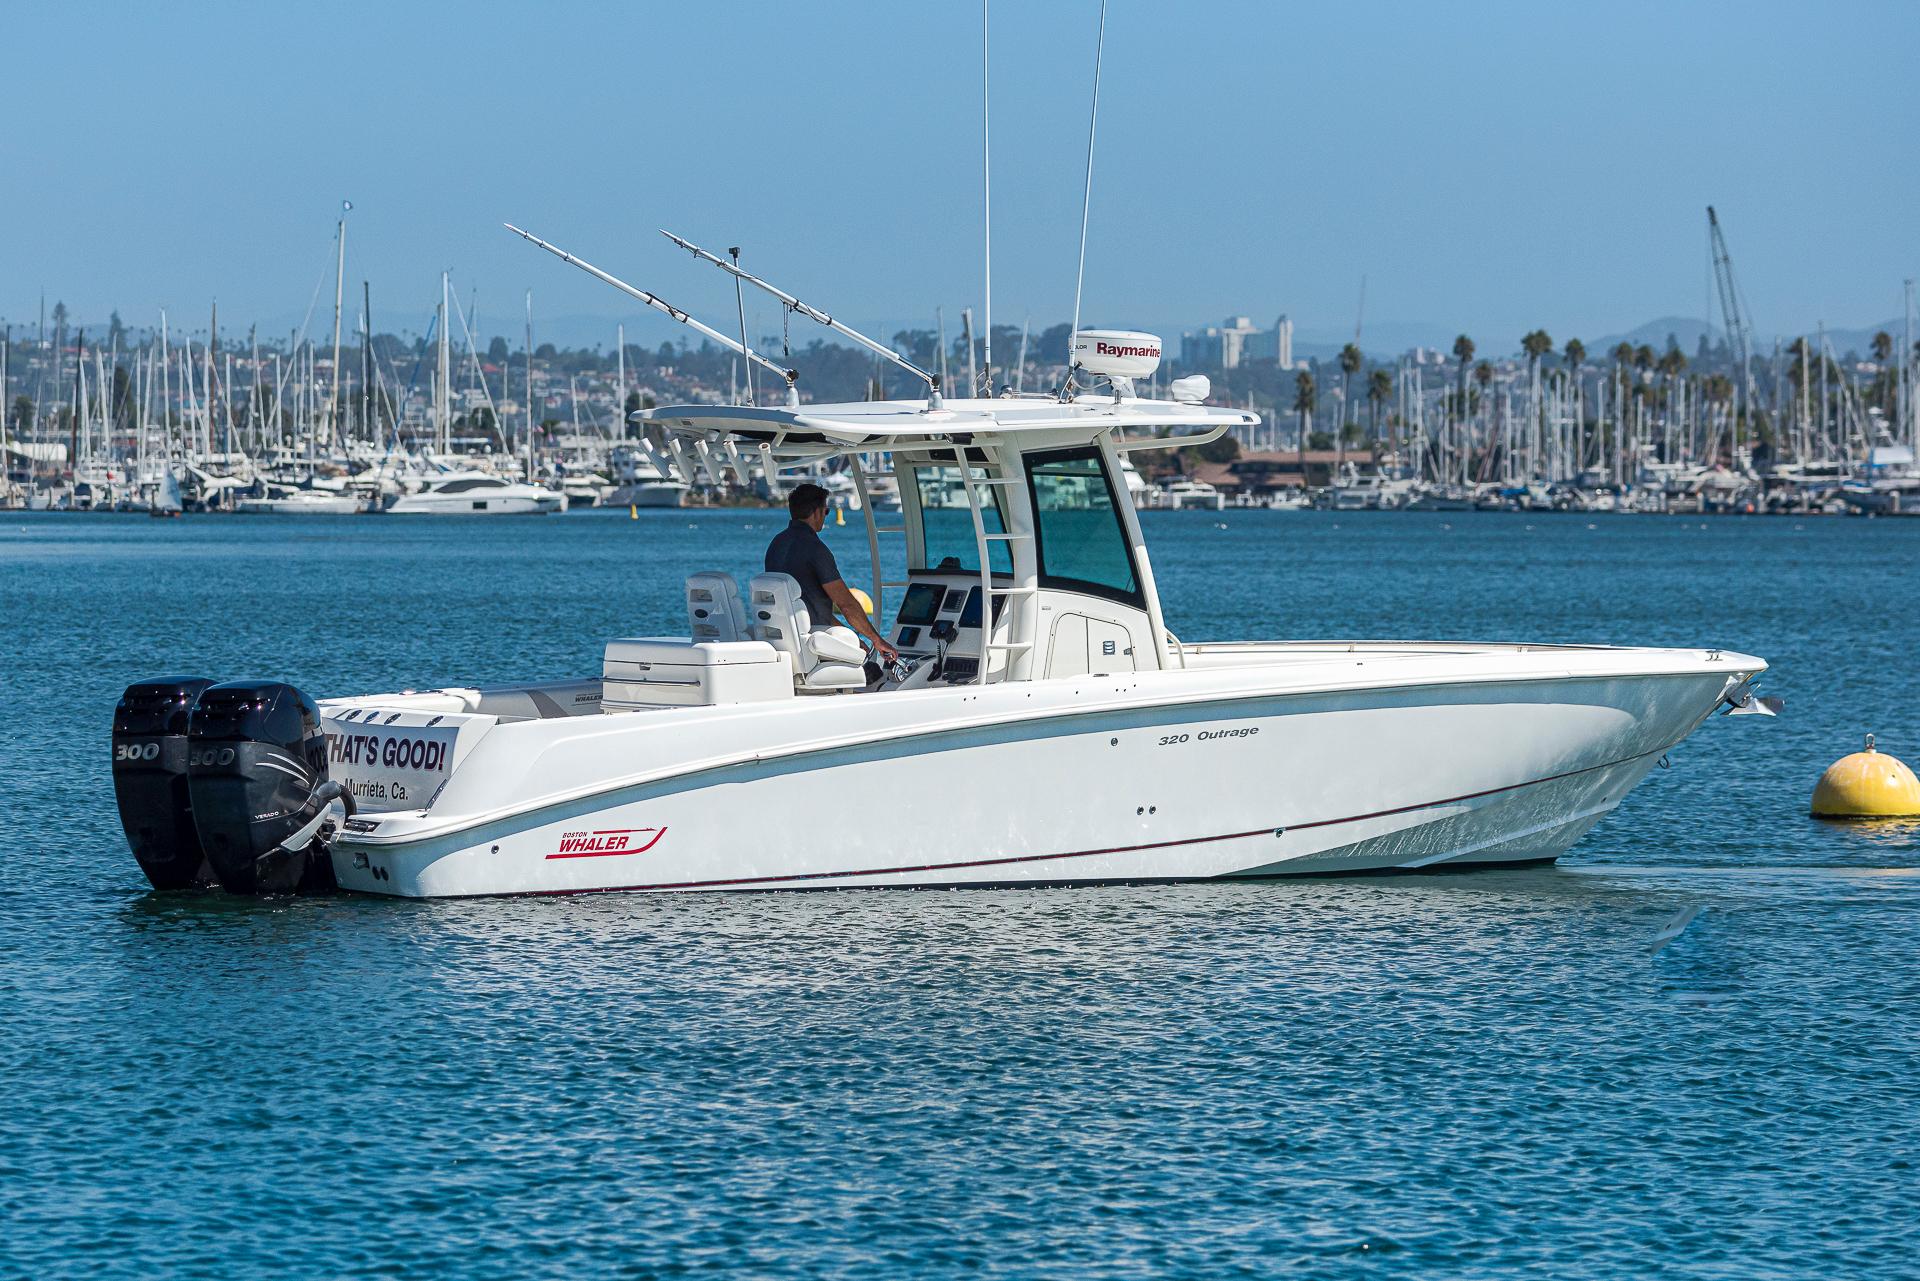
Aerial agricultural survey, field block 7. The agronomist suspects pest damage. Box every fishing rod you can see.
[659,228,943,407]
[504,223,798,406]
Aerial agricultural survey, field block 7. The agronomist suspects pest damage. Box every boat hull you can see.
[330,651,1758,898]
[234,496,362,515]
[383,492,563,515]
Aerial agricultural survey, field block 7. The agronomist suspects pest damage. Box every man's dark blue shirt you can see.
[765,519,841,628]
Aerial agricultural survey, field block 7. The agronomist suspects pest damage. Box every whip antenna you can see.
[1067,1,1107,394]
[981,0,993,396]
[730,246,752,404]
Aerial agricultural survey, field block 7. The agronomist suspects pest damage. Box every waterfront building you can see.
[1181,315,1293,370]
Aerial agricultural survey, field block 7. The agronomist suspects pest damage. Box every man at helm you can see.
[765,483,898,663]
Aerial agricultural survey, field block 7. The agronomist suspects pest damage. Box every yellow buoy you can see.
[848,587,874,618]
[1811,735,1920,818]
[629,504,638,519]
[835,505,845,526]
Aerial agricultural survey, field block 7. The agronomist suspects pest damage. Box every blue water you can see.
[2,510,1916,1278]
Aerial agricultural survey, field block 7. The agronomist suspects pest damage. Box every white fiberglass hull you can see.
[328,644,1763,898]
[384,488,563,515]
[234,495,363,515]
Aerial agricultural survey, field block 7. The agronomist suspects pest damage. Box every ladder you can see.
[952,444,1036,685]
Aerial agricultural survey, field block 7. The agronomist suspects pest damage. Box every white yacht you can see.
[1154,477,1225,510]
[606,445,690,508]
[235,484,364,515]
[110,328,1776,898]
[381,470,564,515]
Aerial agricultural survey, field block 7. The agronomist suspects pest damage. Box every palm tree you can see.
[1451,335,1474,482]
[1367,367,1392,454]
[1871,331,1895,410]
[1520,330,1553,478]
[1292,368,1316,479]
[1337,343,1362,476]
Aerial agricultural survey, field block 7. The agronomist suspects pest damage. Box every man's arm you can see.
[823,578,898,662]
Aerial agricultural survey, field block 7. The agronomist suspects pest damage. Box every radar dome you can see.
[1072,330,1162,380]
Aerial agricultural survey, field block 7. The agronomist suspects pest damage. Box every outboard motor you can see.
[112,677,218,890]
[185,681,348,895]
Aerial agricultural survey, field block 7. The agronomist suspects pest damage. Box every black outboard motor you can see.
[185,681,346,895]
[112,677,218,890]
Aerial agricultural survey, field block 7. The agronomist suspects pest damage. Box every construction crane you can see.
[1707,207,1764,453]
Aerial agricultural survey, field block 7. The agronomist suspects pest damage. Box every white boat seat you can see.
[602,637,792,709]
[747,572,867,692]
[686,570,749,642]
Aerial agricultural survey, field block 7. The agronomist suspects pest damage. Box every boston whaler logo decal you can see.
[545,827,668,860]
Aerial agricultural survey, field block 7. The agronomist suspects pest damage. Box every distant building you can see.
[1180,315,1293,370]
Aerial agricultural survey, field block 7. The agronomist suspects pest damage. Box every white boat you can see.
[235,485,364,515]
[108,324,1775,899]
[149,466,186,518]
[606,445,690,508]
[1837,444,1920,516]
[556,472,611,509]
[1407,484,1477,512]
[381,470,564,515]
[1154,477,1225,510]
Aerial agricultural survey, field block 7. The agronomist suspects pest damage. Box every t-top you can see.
[764,519,841,629]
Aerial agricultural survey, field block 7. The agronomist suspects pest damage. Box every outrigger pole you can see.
[503,223,800,407]
[659,228,944,409]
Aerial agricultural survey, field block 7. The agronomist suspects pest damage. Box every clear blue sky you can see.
[3,0,1915,353]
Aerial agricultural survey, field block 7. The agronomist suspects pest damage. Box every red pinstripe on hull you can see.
[494,748,1658,896]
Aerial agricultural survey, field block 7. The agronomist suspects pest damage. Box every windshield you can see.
[911,465,1012,574]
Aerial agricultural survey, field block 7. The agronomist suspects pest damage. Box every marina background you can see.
[2,509,1916,1276]
[4,273,1918,516]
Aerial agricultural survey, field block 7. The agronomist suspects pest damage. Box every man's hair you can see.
[788,483,830,521]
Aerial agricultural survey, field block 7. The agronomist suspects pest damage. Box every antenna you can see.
[1068,0,1108,373]
[659,228,943,406]
[729,246,752,404]
[981,0,993,396]
[506,223,799,404]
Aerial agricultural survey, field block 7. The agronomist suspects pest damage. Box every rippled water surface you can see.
[3,510,1917,1278]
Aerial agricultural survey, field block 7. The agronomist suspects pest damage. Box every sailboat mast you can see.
[1,327,9,486]
[71,330,82,479]
[524,290,535,483]
[329,205,348,450]
[362,281,373,448]
[438,272,452,455]
[158,311,170,457]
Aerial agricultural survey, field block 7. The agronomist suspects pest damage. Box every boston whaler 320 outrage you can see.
[108,232,1778,898]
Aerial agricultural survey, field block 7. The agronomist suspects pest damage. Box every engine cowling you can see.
[112,677,218,891]
[185,681,341,895]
